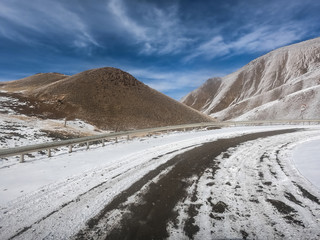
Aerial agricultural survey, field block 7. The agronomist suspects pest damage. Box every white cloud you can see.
[108,0,148,42]
[128,67,230,100]
[0,0,313,59]
[185,25,305,62]
[232,26,303,52]
[107,0,192,55]
[128,67,228,92]
[184,36,230,61]
[0,0,99,49]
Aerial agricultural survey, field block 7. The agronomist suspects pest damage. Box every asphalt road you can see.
[3,128,320,240]
[72,128,320,240]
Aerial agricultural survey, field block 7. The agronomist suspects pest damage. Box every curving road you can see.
[1,128,320,239]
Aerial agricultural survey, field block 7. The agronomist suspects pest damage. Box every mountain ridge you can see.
[182,37,320,120]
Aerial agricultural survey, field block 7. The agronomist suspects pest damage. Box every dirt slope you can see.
[181,77,222,112]
[182,37,320,120]
[1,72,68,92]
[1,67,213,130]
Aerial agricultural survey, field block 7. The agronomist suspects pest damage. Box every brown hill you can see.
[1,67,213,130]
[2,72,68,92]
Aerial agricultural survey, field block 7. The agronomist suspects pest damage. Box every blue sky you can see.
[0,0,320,100]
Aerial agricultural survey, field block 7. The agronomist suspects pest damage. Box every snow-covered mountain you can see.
[182,37,320,120]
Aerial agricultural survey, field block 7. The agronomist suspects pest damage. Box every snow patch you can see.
[292,137,320,189]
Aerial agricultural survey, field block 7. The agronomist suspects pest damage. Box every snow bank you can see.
[293,137,320,189]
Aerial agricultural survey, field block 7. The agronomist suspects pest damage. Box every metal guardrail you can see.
[223,119,320,126]
[1,119,320,162]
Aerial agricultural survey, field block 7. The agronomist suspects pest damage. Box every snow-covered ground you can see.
[0,113,107,149]
[0,92,109,150]
[169,128,320,239]
[293,137,320,189]
[231,84,320,121]
[1,125,320,239]
[1,126,301,205]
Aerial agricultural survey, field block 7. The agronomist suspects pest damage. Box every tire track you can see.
[1,143,199,240]
[174,130,320,239]
[74,129,297,240]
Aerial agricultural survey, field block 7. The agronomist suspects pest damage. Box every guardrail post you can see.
[102,139,105,146]
[5,121,320,161]
[20,154,24,163]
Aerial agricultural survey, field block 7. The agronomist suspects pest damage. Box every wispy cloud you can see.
[0,0,319,100]
[182,0,318,62]
[107,0,192,55]
[185,25,305,62]
[0,0,316,59]
[108,0,148,42]
[0,0,99,50]
[128,67,227,92]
